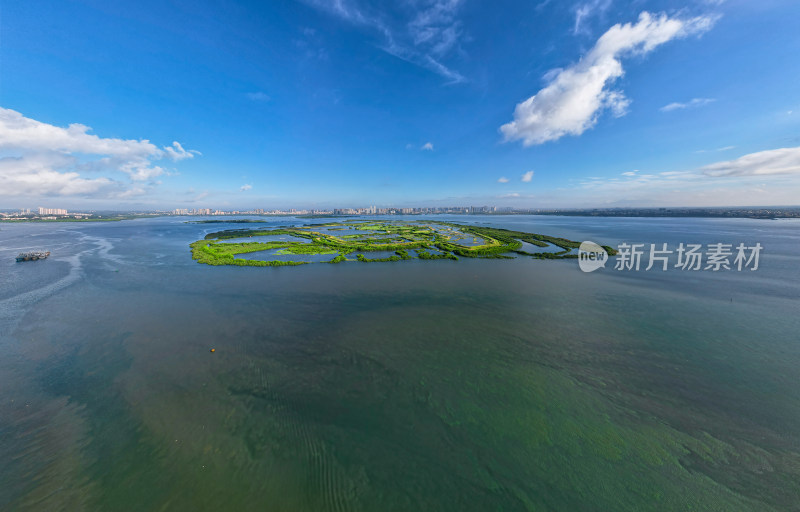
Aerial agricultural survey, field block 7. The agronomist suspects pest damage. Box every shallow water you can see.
[347,250,403,260]
[233,247,334,263]
[218,234,311,244]
[312,226,371,237]
[517,241,567,254]
[1,215,798,511]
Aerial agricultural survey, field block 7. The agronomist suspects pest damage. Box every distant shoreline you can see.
[525,208,800,220]
[0,214,154,223]
[2,207,799,223]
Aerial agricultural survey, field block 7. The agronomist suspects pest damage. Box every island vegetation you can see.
[189,220,616,267]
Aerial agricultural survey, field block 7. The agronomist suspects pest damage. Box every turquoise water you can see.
[1,215,798,511]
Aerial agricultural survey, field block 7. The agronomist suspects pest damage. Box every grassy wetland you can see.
[190,221,614,267]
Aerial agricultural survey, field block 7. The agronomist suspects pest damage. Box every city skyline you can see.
[2,1,800,209]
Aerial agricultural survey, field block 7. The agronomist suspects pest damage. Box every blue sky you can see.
[1,0,799,209]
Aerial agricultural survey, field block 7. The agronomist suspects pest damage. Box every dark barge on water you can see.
[16,251,50,262]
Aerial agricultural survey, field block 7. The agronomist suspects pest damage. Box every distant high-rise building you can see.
[38,207,67,215]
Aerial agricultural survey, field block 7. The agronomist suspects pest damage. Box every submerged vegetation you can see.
[190,220,615,267]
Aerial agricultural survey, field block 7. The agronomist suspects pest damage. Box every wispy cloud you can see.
[521,170,535,182]
[571,146,800,205]
[408,0,462,57]
[573,0,613,35]
[501,12,716,146]
[497,176,510,183]
[694,145,735,153]
[660,97,715,112]
[191,191,209,202]
[0,107,197,198]
[302,0,466,84]
[240,184,253,191]
[246,92,270,102]
[421,142,434,151]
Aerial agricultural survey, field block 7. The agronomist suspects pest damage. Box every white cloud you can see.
[694,145,736,153]
[701,146,800,177]
[521,170,535,182]
[573,0,612,35]
[0,153,118,197]
[246,92,270,102]
[421,142,434,151]
[621,170,638,176]
[0,107,197,198]
[500,12,716,146]
[303,0,466,84]
[497,176,510,183]
[240,184,253,191]
[567,146,800,206]
[407,0,463,60]
[162,141,197,161]
[660,97,715,112]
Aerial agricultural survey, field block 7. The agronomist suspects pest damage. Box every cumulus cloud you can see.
[421,142,434,151]
[500,12,716,146]
[521,170,535,182]
[240,184,253,191]
[701,146,800,177]
[0,153,118,197]
[660,97,715,112]
[0,107,197,198]
[497,176,510,183]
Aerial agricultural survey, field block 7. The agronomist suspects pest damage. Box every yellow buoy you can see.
[210,348,215,353]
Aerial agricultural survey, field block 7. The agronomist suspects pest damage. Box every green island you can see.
[190,220,616,267]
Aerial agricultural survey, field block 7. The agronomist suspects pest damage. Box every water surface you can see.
[1,215,798,511]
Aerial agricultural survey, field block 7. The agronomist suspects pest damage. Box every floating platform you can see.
[16,251,50,262]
